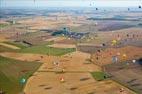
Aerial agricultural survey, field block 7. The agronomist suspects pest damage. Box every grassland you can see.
[0,56,41,94]
[0,24,8,28]
[3,41,28,49]
[91,71,108,81]
[19,45,76,56]
[1,41,75,56]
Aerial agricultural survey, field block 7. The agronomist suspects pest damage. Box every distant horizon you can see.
[1,6,142,11]
[1,0,142,8]
[1,6,142,9]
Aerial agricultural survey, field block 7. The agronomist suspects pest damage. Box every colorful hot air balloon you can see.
[60,77,65,83]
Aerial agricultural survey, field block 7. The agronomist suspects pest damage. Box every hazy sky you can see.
[1,0,142,8]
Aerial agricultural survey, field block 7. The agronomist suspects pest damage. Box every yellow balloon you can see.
[111,40,117,45]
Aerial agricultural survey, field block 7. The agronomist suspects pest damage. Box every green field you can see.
[91,71,108,81]
[0,56,41,94]
[1,41,75,56]
[0,42,75,94]
[3,41,28,49]
[19,45,76,56]
[0,24,9,28]
[0,41,28,52]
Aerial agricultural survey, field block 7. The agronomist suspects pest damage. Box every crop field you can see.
[0,24,9,28]
[0,41,76,56]
[0,45,15,52]
[91,71,108,81]
[0,56,42,94]
[0,5,142,94]
[3,41,28,49]
[19,45,76,56]
[104,61,142,94]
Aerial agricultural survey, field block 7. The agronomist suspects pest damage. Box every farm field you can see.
[91,46,142,66]
[0,41,76,56]
[0,4,142,94]
[104,60,142,94]
[19,45,76,56]
[0,56,41,94]
[0,45,15,52]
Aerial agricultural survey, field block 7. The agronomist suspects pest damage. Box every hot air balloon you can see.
[132,59,136,63]
[128,8,130,11]
[60,77,65,83]
[20,78,26,85]
[111,39,117,46]
[112,56,118,63]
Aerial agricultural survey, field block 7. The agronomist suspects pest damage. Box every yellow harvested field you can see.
[44,37,65,42]
[0,34,9,42]
[0,51,134,94]
[0,42,20,49]
[91,46,142,66]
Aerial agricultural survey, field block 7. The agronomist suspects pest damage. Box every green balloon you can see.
[20,78,26,84]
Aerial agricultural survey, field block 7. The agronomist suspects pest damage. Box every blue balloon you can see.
[112,56,118,63]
